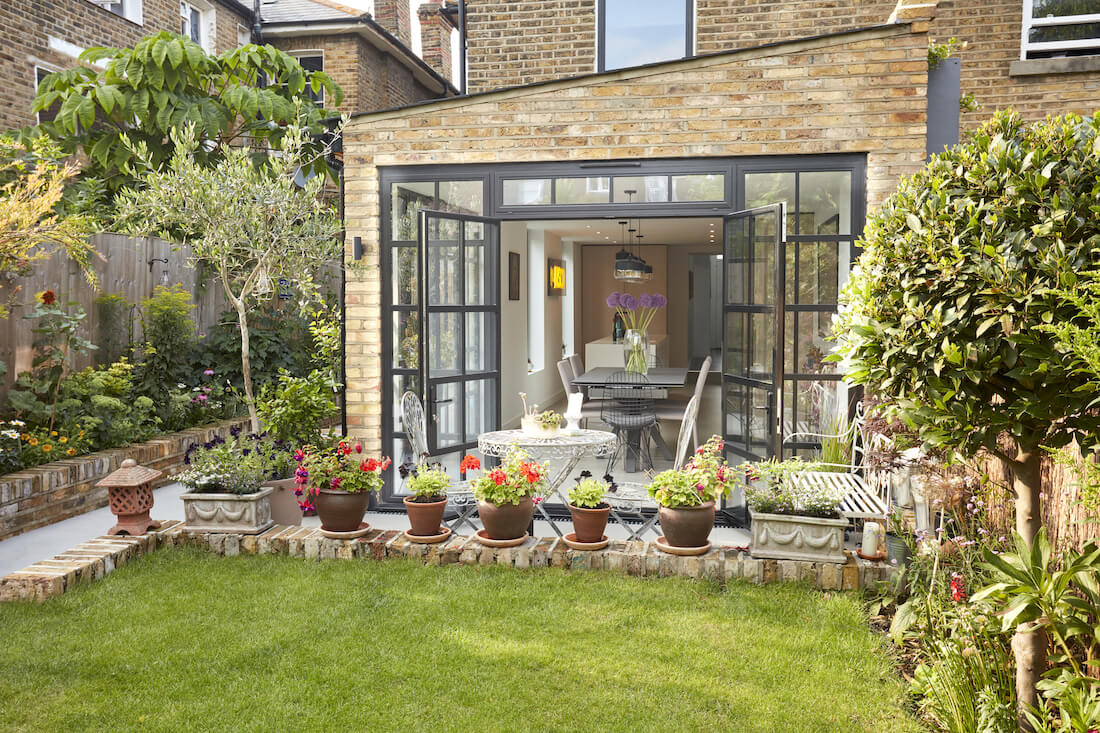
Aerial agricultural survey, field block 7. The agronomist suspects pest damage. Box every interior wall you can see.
[500,223,565,428]
[579,244,669,350]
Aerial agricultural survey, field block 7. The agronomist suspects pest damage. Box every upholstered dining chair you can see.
[556,358,602,427]
[655,355,711,450]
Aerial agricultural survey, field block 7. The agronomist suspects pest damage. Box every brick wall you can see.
[930,0,1100,128]
[417,1,452,84]
[374,0,411,48]
[1,0,250,131]
[340,22,932,449]
[269,34,441,115]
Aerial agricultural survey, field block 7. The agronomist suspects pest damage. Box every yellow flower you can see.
[50,430,58,437]
[20,433,29,441]
[58,436,68,444]
[28,437,38,446]
[66,448,77,456]
[41,444,52,453]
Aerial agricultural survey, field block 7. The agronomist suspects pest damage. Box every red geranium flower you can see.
[39,290,56,305]
[380,457,392,470]
[489,468,506,486]
[354,442,363,454]
[363,457,379,471]
[460,454,481,473]
[521,462,540,483]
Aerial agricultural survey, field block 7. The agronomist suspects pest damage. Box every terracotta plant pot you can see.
[314,489,371,532]
[477,497,534,540]
[569,503,610,543]
[404,495,448,536]
[658,501,716,548]
[264,477,303,527]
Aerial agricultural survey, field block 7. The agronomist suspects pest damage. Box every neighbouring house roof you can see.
[260,0,458,96]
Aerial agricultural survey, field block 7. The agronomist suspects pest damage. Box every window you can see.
[237,23,251,48]
[1022,0,1100,59]
[35,67,61,124]
[179,0,215,52]
[290,52,325,104]
[87,0,142,24]
[598,0,693,72]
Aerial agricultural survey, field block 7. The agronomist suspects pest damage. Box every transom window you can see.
[597,0,694,72]
[501,173,724,207]
[1022,0,1100,59]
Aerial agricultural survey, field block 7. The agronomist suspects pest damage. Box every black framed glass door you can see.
[722,203,786,462]
[417,209,501,475]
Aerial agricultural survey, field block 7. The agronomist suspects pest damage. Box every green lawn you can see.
[0,549,921,732]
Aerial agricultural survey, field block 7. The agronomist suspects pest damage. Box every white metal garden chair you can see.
[400,391,480,534]
[782,401,890,522]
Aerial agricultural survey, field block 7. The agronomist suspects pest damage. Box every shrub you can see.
[406,463,450,501]
[256,368,337,447]
[135,284,195,412]
[55,358,159,450]
[93,292,132,366]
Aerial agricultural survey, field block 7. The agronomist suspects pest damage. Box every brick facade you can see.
[0,0,251,131]
[374,0,411,48]
[340,21,933,447]
[417,1,453,84]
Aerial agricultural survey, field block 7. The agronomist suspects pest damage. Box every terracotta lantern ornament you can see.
[96,458,163,536]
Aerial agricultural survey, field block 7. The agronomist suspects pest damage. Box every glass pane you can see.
[393,246,417,305]
[799,171,851,235]
[555,177,610,204]
[603,0,688,70]
[671,174,725,202]
[613,176,668,203]
[392,374,420,432]
[427,243,460,305]
[788,310,838,375]
[751,228,776,306]
[393,436,415,479]
[465,378,496,442]
[465,231,487,306]
[431,381,462,448]
[787,380,845,444]
[428,312,461,377]
[725,217,750,305]
[725,312,747,377]
[795,241,840,305]
[745,172,796,233]
[1030,23,1100,45]
[438,180,483,217]
[502,179,551,206]
[748,386,773,451]
[749,312,774,382]
[465,312,496,372]
[392,310,419,369]
[391,181,433,240]
[724,381,749,451]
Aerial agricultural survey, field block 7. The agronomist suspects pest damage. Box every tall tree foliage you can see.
[833,110,1100,730]
[115,120,344,433]
[29,32,342,212]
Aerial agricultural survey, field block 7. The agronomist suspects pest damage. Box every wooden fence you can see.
[0,233,228,397]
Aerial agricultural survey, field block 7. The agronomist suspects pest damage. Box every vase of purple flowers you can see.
[606,292,667,374]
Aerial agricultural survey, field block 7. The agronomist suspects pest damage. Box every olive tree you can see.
[834,110,1100,727]
[115,119,344,432]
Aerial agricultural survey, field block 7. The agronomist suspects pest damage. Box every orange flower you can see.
[28,437,38,446]
[489,469,506,486]
[66,448,77,456]
[521,462,540,484]
[41,444,52,453]
[460,455,481,473]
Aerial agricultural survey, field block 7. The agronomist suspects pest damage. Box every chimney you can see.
[374,0,411,48]
[417,1,453,84]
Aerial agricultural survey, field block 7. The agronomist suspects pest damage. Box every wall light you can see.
[353,236,364,261]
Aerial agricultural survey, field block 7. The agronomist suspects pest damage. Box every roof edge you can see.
[349,21,919,122]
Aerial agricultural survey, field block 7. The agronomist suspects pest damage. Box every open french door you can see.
[722,203,787,463]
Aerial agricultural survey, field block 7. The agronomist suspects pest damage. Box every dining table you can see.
[571,367,689,472]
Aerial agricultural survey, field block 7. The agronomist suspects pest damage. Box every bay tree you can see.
[114,120,344,433]
[833,110,1100,727]
[29,32,341,213]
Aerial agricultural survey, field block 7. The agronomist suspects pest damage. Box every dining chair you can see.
[567,354,584,379]
[556,358,602,427]
[655,355,711,450]
[600,370,658,474]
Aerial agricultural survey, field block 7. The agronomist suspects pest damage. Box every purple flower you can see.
[652,294,668,308]
[606,292,621,308]
[203,369,214,376]
[197,394,208,402]
[639,293,653,308]
[620,294,638,310]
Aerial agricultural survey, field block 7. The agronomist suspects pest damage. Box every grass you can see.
[0,549,922,732]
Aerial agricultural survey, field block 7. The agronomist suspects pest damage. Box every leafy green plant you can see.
[177,435,266,495]
[55,358,159,450]
[569,477,608,509]
[469,447,548,506]
[406,463,450,501]
[647,437,733,508]
[93,292,132,366]
[29,33,341,216]
[819,410,852,470]
[196,300,314,392]
[742,458,841,518]
[135,284,195,415]
[928,36,966,69]
[256,369,337,447]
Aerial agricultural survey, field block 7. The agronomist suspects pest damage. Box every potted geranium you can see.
[178,435,275,534]
[647,435,731,552]
[744,458,847,564]
[403,462,453,540]
[295,438,390,535]
[469,446,547,544]
[567,476,610,544]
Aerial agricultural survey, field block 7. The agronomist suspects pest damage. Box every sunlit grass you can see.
[0,549,921,732]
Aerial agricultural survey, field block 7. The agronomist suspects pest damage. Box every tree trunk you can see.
[233,300,260,434]
[1011,447,1046,732]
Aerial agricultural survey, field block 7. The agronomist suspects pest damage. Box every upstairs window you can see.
[87,0,143,24]
[598,0,693,72]
[291,52,325,105]
[179,0,215,52]
[1022,0,1100,59]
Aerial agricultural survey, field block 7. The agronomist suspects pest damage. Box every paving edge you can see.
[0,522,896,602]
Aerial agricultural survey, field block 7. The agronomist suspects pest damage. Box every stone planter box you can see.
[750,511,847,564]
[181,486,274,535]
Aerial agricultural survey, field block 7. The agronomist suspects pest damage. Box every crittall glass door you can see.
[417,209,501,475]
[722,203,786,461]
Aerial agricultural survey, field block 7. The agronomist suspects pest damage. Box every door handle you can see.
[431,398,454,405]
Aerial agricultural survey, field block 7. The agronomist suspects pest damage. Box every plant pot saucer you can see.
[319,522,372,539]
[474,529,529,548]
[561,532,609,551]
[654,536,711,556]
[404,527,452,544]
[857,549,887,562]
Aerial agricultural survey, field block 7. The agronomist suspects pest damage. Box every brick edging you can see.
[0,522,895,602]
[0,418,252,542]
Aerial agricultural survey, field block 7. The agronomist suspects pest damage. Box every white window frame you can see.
[237,23,251,48]
[34,65,62,125]
[180,0,217,54]
[288,49,325,105]
[87,0,143,24]
[1021,0,1100,59]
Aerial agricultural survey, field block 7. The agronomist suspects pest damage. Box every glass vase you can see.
[623,329,649,374]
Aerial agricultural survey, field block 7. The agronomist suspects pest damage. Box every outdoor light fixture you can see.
[353,236,364,261]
